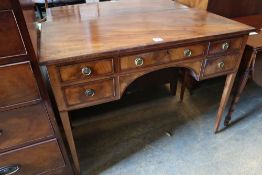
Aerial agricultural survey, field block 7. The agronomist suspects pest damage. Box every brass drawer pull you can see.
[222,42,229,51]
[0,165,20,175]
[85,89,95,97]
[135,57,144,66]
[184,49,192,57]
[81,67,92,76]
[218,62,225,69]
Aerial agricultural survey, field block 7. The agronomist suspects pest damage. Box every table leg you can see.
[180,70,187,101]
[224,50,257,126]
[170,70,178,96]
[214,73,237,133]
[60,111,80,174]
[170,80,178,96]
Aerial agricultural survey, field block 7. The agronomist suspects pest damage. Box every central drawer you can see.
[120,43,207,71]
[0,103,54,151]
[168,43,206,60]
[120,50,170,71]
[0,139,65,175]
[63,78,115,106]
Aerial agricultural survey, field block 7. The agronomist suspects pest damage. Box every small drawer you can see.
[0,62,40,108]
[58,59,114,82]
[120,50,170,71]
[202,54,239,78]
[0,139,65,175]
[208,37,243,55]
[0,103,54,151]
[63,78,115,106]
[168,43,207,60]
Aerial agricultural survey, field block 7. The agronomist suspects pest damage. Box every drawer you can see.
[208,37,243,55]
[120,50,170,71]
[168,43,207,60]
[63,78,115,106]
[0,11,26,58]
[0,103,54,151]
[202,54,239,78]
[120,44,207,71]
[59,59,114,82]
[0,62,40,108]
[0,139,65,175]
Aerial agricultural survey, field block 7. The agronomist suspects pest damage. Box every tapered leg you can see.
[224,50,257,126]
[60,111,80,174]
[214,73,237,133]
[170,70,178,96]
[170,80,178,96]
[224,71,250,126]
[180,70,187,101]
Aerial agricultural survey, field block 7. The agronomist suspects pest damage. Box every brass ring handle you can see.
[85,89,95,97]
[0,165,20,175]
[222,42,230,51]
[218,62,225,69]
[184,49,192,57]
[81,67,92,76]
[135,57,144,66]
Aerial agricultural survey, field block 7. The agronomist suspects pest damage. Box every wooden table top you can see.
[46,0,188,22]
[40,0,254,65]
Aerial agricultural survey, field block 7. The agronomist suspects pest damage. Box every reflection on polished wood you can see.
[46,0,187,22]
[40,8,252,64]
[176,0,208,10]
[178,0,262,18]
[39,1,254,173]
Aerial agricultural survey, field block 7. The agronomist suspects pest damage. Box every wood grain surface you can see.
[0,62,40,108]
[59,59,114,82]
[0,139,65,175]
[0,11,26,59]
[40,6,253,65]
[46,0,187,22]
[0,103,53,152]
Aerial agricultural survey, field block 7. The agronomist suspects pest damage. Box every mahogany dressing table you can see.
[39,0,254,173]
